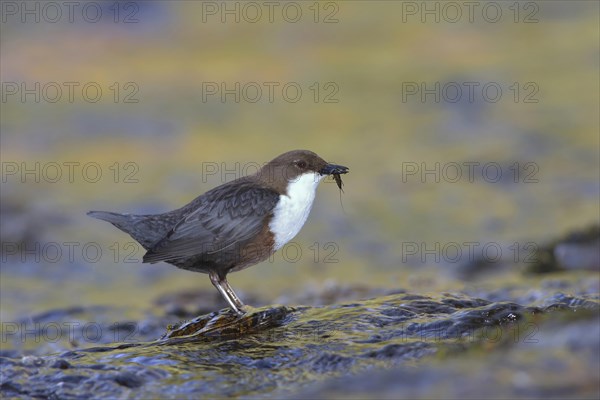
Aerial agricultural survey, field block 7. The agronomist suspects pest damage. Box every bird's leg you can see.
[209,271,247,316]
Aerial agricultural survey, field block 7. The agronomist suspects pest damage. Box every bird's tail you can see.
[87,210,131,225]
[87,211,166,250]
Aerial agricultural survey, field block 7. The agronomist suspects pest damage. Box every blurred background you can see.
[1,1,598,323]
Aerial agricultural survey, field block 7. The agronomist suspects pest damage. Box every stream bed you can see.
[1,280,598,399]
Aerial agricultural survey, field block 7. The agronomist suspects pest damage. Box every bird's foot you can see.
[230,304,256,317]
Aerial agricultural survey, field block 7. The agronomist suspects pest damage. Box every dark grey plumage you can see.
[88,177,279,274]
[86,210,180,250]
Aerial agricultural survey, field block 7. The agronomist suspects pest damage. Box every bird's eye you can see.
[296,160,307,169]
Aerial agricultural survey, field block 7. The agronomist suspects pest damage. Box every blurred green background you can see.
[1,1,598,321]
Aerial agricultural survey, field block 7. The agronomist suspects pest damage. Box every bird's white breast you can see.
[269,172,325,250]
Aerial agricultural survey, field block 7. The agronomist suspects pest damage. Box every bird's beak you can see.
[319,163,349,175]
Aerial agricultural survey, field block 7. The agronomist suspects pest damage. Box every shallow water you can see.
[2,288,598,399]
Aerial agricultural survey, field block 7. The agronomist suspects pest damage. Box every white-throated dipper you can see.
[88,150,348,316]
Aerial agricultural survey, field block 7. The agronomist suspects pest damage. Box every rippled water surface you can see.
[2,287,598,399]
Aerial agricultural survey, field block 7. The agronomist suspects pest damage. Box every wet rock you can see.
[0,292,597,399]
[50,359,71,369]
[162,305,294,340]
[310,352,354,373]
[112,371,144,388]
[364,342,435,360]
[286,312,600,400]
[526,225,600,273]
[554,240,600,271]
[21,355,46,367]
[452,224,599,278]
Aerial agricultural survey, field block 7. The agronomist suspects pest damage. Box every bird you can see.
[87,150,349,316]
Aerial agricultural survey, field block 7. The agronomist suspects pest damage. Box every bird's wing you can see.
[143,181,280,263]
